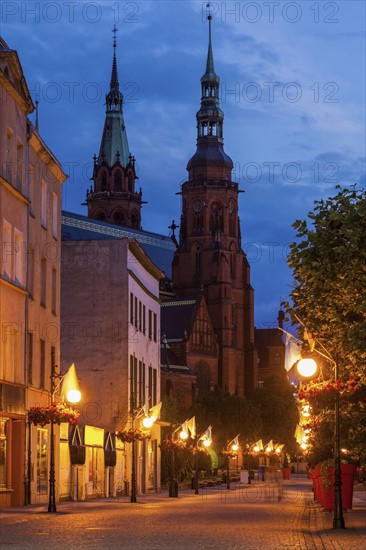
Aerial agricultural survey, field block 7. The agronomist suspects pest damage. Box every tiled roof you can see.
[255,328,284,348]
[61,211,175,277]
[161,298,200,341]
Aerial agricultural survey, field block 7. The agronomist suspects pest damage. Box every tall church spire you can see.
[86,26,142,229]
[187,13,233,182]
[172,11,256,399]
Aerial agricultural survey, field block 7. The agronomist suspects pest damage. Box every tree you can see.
[189,389,262,451]
[287,185,366,371]
[285,185,366,464]
[252,374,299,452]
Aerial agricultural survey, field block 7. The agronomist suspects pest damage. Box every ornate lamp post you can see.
[298,354,345,529]
[49,351,81,513]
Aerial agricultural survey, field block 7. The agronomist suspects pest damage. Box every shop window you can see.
[0,421,7,489]
[37,428,48,494]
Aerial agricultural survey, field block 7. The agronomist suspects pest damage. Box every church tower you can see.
[86,26,142,229]
[172,15,257,397]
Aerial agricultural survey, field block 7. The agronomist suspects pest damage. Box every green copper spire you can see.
[98,25,131,168]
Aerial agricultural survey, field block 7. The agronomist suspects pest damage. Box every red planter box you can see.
[282,468,291,480]
[319,464,357,511]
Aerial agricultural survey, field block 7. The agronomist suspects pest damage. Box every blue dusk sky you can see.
[1,1,365,327]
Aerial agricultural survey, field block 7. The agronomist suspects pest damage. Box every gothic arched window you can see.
[100,170,108,191]
[114,170,123,191]
[195,363,210,395]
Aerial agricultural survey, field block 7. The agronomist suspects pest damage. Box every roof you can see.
[61,211,176,277]
[160,345,194,375]
[255,328,285,348]
[161,298,200,342]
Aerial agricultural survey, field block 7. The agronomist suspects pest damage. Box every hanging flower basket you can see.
[116,428,151,443]
[159,438,187,451]
[298,375,361,406]
[188,445,209,456]
[28,404,79,427]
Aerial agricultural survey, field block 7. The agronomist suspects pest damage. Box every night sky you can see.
[2,0,365,326]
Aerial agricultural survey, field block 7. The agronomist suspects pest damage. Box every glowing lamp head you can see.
[297,358,317,378]
[142,417,154,429]
[203,439,211,448]
[66,389,81,404]
[275,447,281,454]
[231,444,239,452]
[253,445,260,452]
[266,447,271,453]
[180,430,188,440]
[300,443,308,450]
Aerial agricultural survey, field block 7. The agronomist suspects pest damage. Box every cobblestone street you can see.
[0,478,365,550]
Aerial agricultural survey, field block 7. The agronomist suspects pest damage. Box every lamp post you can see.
[298,355,345,529]
[49,352,81,513]
[129,400,161,503]
[193,427,212,495]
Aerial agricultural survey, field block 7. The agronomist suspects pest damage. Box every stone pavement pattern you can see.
[0,479,365,549]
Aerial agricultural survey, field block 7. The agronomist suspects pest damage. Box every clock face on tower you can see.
[193,200,203,212]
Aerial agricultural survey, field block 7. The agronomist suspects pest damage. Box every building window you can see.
[14,229,24,286]
[37,428,48,494]
[28,249,35,297]
[138,301,142,332]
[51,268,57,315]
[40,339,45,389]
[40,258,46,307]
[2,220,12,280]
[138,361,143,407]
[16,141,23,191]
[153,313,157,342]
[130,292,134,325]
[134,296,138,329]
[142,305,146,335]
[148,310,152,339]
[6,129,14,183]
[41,180,47,227]
[0,420,7,489]
[52,192,58,238]
[28,332,33,385]
[29,164,35,214]
[148,367,157,406]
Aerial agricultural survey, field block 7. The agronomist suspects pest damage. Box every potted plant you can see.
[282,453,291,480]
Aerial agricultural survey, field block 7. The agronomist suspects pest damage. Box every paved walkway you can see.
[0,478,365,549]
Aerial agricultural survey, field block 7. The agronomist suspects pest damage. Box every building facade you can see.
[61,238,163,499]
[171,18,257,398]
[0,37,66,507]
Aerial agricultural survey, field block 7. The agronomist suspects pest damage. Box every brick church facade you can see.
[75,20,259,400]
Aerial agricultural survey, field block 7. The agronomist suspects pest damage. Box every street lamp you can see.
[297,354,345,529]
[226,435,240,489]
[49,351,81,513]
[130,401,161,503]
[193,426,212,495]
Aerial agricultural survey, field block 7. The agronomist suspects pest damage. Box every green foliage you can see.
[285,185,366,464]
[189,389,262,450]
[286,185,366,374]
[252,374,299,452]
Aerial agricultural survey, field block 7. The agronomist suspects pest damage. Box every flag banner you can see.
[265,440,274,452]
[187,416,196,438]
[228,434,240,447]
[149,402,162,420]
[285,333,302,372]
[254,439,264,451]
[200,425,212,441]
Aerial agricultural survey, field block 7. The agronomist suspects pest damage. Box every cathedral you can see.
[72,18,258,400]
